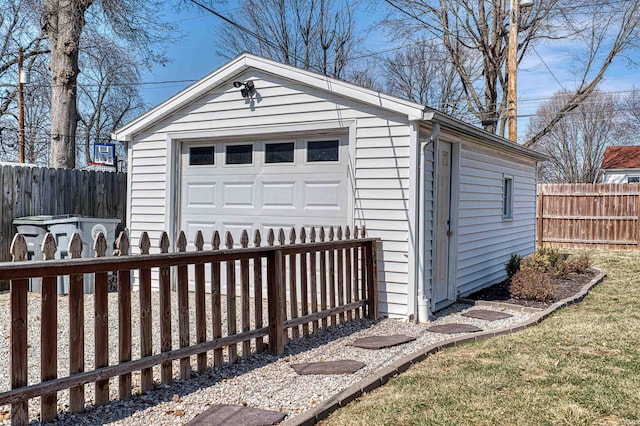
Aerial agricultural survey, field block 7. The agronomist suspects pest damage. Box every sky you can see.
[138,2,640,142]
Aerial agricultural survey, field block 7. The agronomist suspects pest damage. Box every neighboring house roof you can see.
[601,146,640,170]
[112,52,545,161]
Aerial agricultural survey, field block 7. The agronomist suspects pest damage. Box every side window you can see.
[189,146,215,166]
[225,144,253,165]
[307,140,339,162]
[503,176,514,219]
[265,142,295,163]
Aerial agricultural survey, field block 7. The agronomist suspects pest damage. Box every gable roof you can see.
[112,52,545,161]
[112,53,426,141]
[601,146,640,170]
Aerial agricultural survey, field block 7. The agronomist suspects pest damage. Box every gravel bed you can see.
[0,293,533,425]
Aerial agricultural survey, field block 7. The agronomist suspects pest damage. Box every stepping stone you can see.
[461,309,513,321]
[350,334,416,349]
[291,360,365,375]
[187,404,285,425]
[427,323,483,334]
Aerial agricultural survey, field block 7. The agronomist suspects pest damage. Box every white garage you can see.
[113,52,545,320]
[180,136,350,247]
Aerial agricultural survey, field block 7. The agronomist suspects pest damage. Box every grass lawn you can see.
[322,250,640,425]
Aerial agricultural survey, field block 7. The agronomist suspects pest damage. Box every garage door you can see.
[180,136,350,247]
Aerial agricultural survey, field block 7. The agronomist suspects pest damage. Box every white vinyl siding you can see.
[455,144,537,297]
[128,70,411,318]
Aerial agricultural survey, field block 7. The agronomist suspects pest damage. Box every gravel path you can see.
[0,292,534,425]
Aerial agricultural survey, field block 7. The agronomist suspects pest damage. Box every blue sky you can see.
[138,3,639,140]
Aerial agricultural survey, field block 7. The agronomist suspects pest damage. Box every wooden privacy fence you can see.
[0,164,127,262]
[537,183,640,250]
[0,225,378,425]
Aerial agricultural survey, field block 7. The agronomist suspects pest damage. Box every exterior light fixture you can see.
[233,80,256,98]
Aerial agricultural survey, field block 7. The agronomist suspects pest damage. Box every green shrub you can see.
[509,268,554,302]
[567,252,592,274]
[505,254,522,279]
[520,251,551,272]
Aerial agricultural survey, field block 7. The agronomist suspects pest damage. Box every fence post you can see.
[267,232,285,355]
[10,234,29,425]
[40,233,58,422]
[365,239,379,321]
[68,233,85,413]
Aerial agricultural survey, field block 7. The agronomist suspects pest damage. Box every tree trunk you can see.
[44,0,94,169]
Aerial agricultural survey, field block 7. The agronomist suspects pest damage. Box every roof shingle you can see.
[601,146,640,170]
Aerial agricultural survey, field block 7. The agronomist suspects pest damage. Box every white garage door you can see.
[180,136,350,248]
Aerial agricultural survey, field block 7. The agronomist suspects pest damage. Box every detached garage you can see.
[112,53,545,321]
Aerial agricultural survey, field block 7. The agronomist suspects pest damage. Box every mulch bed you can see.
[466,267,599,309]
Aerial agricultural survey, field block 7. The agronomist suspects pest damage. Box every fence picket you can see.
[194,231,207,373]
[10,234,28,424]
[344,226,353,322]
[138,232,153,392]
[93,233,109,405]
[225,232,238,364]
[328,226,336,327]
[158,232,172,383]
[288,228,299,340]
[253,230,265,353]
[211,231,223,367]
[309,227,319,334]
[40,233,58,422]
[336,227,344,324]
[116,232,132,400]
[352,226,360,320]
[319,227,328,330]
[299,227,309,337]
[240,231,251,359]
[176,231,190,378]
[68,233,85,413]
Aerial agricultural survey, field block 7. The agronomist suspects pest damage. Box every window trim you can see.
[503,175,514,220]
[224,142,254,166]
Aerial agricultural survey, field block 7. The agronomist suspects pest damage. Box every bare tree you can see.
[76,33,145,166]
[42,0,174,169]
[383,39,472,120]
[383,0,640,144]
[216,0,360,79]
[527,90,624,183]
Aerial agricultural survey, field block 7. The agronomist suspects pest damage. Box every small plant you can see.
[550,261,570,278]
[520,251,551,272]
[567,252,592,274]
[505,253,522,279]
[509,268,554,302]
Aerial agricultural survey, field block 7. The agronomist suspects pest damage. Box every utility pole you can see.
[507,0,533,142]
[507,0,519,142]
[17,46,25,162]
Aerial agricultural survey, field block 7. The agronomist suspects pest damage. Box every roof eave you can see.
[422,110,548,162]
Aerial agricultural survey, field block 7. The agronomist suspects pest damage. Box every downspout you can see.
[417,122,439,323]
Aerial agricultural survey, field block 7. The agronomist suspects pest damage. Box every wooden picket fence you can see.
[0,225,378,425]
[537,183,640,250]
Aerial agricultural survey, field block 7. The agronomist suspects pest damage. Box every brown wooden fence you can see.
[536,183,640,250]
[0,165,127,263]
[0,225,378,425]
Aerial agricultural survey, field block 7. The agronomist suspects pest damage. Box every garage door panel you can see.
[261,181,297,208]
[222,182,254,208]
